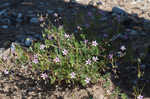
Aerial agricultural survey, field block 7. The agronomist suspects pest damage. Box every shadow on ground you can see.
[0,0,150,98]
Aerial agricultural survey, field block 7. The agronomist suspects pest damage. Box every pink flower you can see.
[33,58,39,64]
[108,54,113,59]
[92,56,98,62]
[84,40,88,44]
[137,95,143,99]
[53,57,60,63]
[40,44,46,50]
[39,16,44,22]
[86,59,91,65]
[4,70,9,75]
[41,73,48,80]
[70,72,76,78]
[54,13,58,17]
[64,33,70,38]
[77,26,81,30]
[62,49,68,56]
[92,40,98,46]
[34,54,38,59]
[103,33,108,38]
[85,77,91,84]
[120,45,126,51]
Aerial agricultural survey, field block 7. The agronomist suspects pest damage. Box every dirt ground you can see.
[0,0,150,99]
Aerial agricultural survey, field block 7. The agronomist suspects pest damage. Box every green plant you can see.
[15,24,110,86]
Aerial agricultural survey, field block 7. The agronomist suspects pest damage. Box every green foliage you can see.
[15,25,109,86]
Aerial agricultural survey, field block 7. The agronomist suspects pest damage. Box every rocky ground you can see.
[0,0,150,99]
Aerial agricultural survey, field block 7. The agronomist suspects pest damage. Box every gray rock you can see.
[1,18,11,24]
[1,25,8,29]
[128,30,138,36]
[30,17,39,23]
[16,18,23,23]
[34,34,43,40]
[140,32,146,36]
[16,34,26,43]
[112,7,127,15]
[0,2,10,9]
[57,8,64,12]
[100,17,108,21]
[47,9,54,14]
[88,0,103,6]
[0,9,7,15]
[25,32,36,35]
[17,13,22,18]
[24,37,33,46]
[72,0,91,5]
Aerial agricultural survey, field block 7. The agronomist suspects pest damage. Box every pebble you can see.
[112,6,127,15]
[47,9,54,14]
[30,17,39,23]
[128,30,138,36]
[0,9,7,15]
[1,25,8,29]
[17,13,22,18]
[24,37,33,47]
[0,2,10,9]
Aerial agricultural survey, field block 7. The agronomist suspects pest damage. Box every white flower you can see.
[92,40,98,46]
[85,77,91,84]
[92,56,98,62]
[41,73,48,80]
[53,57,60,63]
[70,72,76,78]
[40,44,46,50]
[86,59,91,65]
[4,70,9,75]
[137,95,143,99]
[84,40,88,44]
[62,49,68,56]
[120,45,126,51]
[33,58,39,64]
[64,33,70,38]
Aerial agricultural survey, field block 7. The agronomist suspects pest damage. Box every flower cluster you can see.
[40,44,46,50]
[53,57,60,63]
[137,95,143,99]
[92,40,98,46]
[85,77,91,84]
[70,72,76,79]
[62,49,68,56]
[33,55,39,64]
[41,73,48,80]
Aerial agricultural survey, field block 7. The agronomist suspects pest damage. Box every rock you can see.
[1,25,8,29]
[24,37,34,47]
[1,18,11,24]
[30,17,39,24]
[0,9,7,15]
[57,8,64,12]
[0,2,10,9]
[73,0,91,5]
[128,30,138,36]
[16,18,23,23]
[47,9,54,14]
[88,0,103,6]
[17,13,22,18]
[34,34,43,40]
[112,6,127,15]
